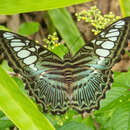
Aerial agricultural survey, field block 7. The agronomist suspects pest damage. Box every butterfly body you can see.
[0,17,130,114]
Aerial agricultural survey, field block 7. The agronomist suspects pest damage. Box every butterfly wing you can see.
[0,17,130,114]
[71,17,130,113]
[0,31,69,114]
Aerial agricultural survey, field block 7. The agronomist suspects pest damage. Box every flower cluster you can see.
[75,6,120,35]
[43,32,62,49]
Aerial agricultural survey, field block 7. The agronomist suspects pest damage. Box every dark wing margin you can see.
[71,17,130,113]
[0,30,69,114]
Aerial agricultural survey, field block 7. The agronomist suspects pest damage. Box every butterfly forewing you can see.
[0,17,130,114]
[90,17,130,68]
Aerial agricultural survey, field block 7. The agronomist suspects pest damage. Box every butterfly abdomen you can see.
[63,68,74,98]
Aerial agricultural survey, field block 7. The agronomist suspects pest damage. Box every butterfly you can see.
[0,17,130,114]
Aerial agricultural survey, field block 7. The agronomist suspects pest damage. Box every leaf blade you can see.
[119,0,130,16]
[0,0,92,14]
[0,66,55,130]
[48,8,85,55]
[18,22,40,36]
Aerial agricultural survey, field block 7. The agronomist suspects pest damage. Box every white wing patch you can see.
[98,57,105,64]
[91,39,96,44]
[109,29,118,32]
[11,39,21,42]
[108,37,117,41]
[25,40,30,45]
[28,47,36,52]
[100,32,105,38]
[105,31,120,37]
[115,25,123,28]
[101,41,114,49]
[114,20,125,26]
[96,49,110,57]
[23,56,37,65]
[10,41,25,47]
[35,45,40,50]
[17,50,31,58]
[29,64,37,71]
[3,32,15,39]
[96,41,103,45]
[39,50,49,55]
[13,47,23,52]
[114,20,125,28]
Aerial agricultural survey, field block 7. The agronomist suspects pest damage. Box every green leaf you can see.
[48,8,85,56]
[43,13,57,33]
[0,60,13,72]
[56,121,93,130]
[0,111,14,129]
[53,112,95,130]
[0,66,55,130]
[119,0,130,16]
[0,26,10,31]
[51,44,68,59]
[0,0,92,14]
[99,87,128,110]
[109,99,130,130]
[18,22,40,36]
[112,70,130,88]
[95,91,130,130]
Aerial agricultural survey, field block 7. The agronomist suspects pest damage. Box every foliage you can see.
[0,111,14,129]
[48,8,85,56]
[0,25,10,31]
[0,0,92,14]
[119,0,130,16]
[43,32,62,49]
[18,22,40,36]
[0,66,55,130]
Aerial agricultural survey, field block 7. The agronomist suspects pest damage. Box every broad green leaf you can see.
[99,87,128,110]
[0,111,14,129]
[51,44,68,59]
[119,0,130,16]
[56,121,93,130]
[112,70,130,88]
[43,13,57,33]
[18,22,40,36]
[0,67,55,130]
[43,12,69,59]
[0,60,13,72]
[48,8,85,56]
[54,112,95,130]
[0,26,10,31]
[109,100,130,130]
[95,92,130,130]
[12,77,26,94]
[0,0,92,15]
